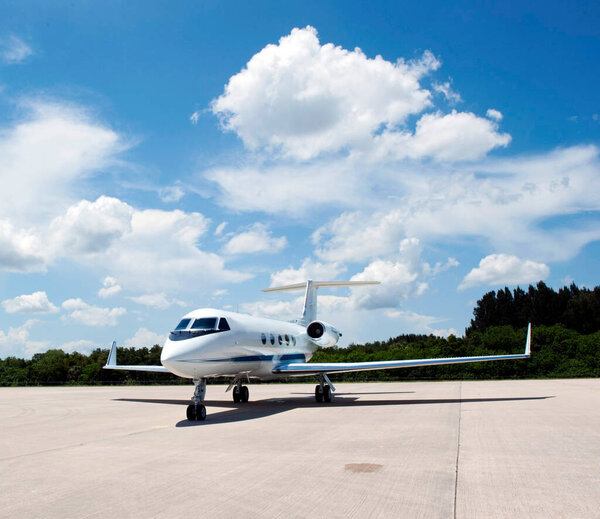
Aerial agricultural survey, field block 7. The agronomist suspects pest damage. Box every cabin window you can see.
[191,317,218,330]
[270,334,275,345]
[174,318,191,331]
[284,334,289,345]
[292,336,296,346]
[218,318,230,331]
[261,333,266,345]
[278,335,283,345]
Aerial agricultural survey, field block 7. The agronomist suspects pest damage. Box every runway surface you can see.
[1,380,599,518]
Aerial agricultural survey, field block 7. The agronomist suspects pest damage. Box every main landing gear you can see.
[232,380,249,403]
[228,374,250,404]
[315,374,335,403]
[186,378,207,421]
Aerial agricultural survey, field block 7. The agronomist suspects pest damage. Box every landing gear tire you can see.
[315,384,323,403]
[233,386,241,403]
[186,404,206,421]
[323,385,332,402]
[240,385,249,403]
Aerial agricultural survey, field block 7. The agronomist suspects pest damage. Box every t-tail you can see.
[262,279,381,325]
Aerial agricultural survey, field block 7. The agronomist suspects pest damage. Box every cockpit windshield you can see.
[191,317,218,330]
[170,316,229,340]
[174,318,191,331]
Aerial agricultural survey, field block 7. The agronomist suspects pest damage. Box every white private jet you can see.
[104,280,531,421]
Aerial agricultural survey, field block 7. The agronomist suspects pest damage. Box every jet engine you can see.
[306,320,341,348]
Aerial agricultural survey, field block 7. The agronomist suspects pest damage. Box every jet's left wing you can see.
[273,324,531,375]
[103,341,170,373]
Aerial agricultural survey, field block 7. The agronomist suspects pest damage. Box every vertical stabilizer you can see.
[262,280,380,325]
[302,280,317,324]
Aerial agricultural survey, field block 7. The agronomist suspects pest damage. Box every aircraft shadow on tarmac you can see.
[114,393,554,427]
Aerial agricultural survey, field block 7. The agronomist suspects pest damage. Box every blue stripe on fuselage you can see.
[180,353,306,363]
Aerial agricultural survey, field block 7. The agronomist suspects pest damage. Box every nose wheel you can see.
[187,378,207,421]
[186,403,206,421]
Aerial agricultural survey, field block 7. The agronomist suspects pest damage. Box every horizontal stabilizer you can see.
[263,279,380,324]
[262,280,380,293]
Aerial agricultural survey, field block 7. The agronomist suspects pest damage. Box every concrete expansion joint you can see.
[453,381,463,519]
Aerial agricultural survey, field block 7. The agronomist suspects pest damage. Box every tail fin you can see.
[262,280,380,324]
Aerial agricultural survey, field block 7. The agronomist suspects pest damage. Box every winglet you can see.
[525,323,532,357]
[106,340,117,367]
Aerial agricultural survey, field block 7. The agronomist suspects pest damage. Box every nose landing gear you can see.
[186,378,207,421]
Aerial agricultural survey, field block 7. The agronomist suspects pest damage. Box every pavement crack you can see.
[453,381,462,519]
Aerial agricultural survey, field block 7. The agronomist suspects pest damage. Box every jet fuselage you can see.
[160,308,315,379]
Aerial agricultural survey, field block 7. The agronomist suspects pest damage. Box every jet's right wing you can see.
[103,341,170,373]
[273,324,531,376]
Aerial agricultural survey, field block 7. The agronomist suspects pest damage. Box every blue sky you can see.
[1,1,599,357]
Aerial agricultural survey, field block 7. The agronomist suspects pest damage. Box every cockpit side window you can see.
[191,317,218,330]
[174,318,191,331]
[218,318,230,331]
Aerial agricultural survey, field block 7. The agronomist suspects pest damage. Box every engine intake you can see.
[306,320,341,348]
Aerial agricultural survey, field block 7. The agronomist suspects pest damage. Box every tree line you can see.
[1,282,599,386]
[467,281,600,334]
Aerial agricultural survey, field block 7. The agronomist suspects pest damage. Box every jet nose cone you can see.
[160,339,177,365]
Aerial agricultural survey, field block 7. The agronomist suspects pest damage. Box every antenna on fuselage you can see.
[262,279,380,325]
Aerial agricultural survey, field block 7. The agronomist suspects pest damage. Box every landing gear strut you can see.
[186,378,207,421]
[315,374,334,403]
[232,379,249,403]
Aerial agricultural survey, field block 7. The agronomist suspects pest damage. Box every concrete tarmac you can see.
[1,380,599,518]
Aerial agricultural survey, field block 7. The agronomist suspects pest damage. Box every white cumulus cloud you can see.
[270,258,346,287]
[62,298,126,326]
[2,291,59,314]
[0,219,46,272]
[350,238,431,309]
[0,101,130,274]
[212,26,439,160]
[123,328,166,349]
[459,254,550,291]
[486,108,503,121]
[98,276,122,298]
[60,339,96,354]
[0,319,50,358]
[130,292,185,310]
[223,223,287,255]
[313,209,407,263]
[42,196,251,293]
[50,196,133,255]
[313,145,600,264]
[0,101,126,225]
[370,110,511,162]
